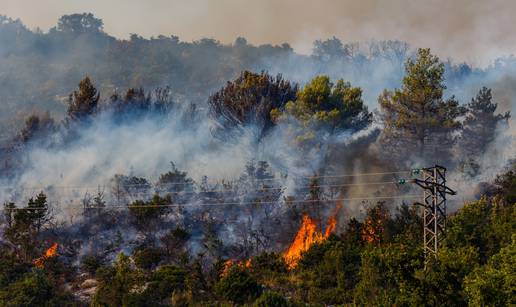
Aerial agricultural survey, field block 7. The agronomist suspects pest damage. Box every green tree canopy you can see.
[378,48,465,163]
[56,13,104,34]
[0,271,54,306]
[92,253,144,306]
[464,235,516,307]
[272,75,371,145]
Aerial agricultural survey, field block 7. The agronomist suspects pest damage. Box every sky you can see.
[1,0,515,66]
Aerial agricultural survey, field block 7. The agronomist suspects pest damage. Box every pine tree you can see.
[67,76,99,121]
[378,48,465,164]
[271,75,371,146]
[461,87,510,157]
[208,70,298,136]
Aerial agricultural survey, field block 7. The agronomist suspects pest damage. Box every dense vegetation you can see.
[0,12,515,307]
[0,167,514,306]
[1,13,515,139]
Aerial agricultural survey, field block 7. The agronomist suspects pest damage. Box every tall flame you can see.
[34,243,58,268]
[283,202,342,269]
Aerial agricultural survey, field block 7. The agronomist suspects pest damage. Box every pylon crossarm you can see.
[414,179,456,195]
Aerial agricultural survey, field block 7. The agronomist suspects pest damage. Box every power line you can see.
[0,169,414,190]
[2,194,422,211]
[6,180,402,192]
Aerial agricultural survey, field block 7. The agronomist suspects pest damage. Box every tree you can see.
[19,112,56,143]
[208,70,298,136]
[22,192,51,233]
[0,270,57,306]
[92,253,143,306]
[369,40,410,66]
[494,166,516,204]
[296,236,362,304]
[156,162,195,194]
[67,76,100,121]
[353,243,422,306]
[160,227,190,260]
[271,75,371,145]
[416,246,479,306]
[313,37,349,61]
[144,265,187,303]
[459,87,510,173]
[378,48,465,164]
[128,194,171,232]
[107,87,175,118]
[464,235,515,307]
[445,198,514,262]
[360,203,390,245]
[110,174,151,205]
[57,13,104,34]
[4,193,52,260]
[108,87,150,115]
[4,192,52,235]
[83,189,106,219]
[133,247,163,271]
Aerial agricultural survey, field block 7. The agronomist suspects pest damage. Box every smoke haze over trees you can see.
[0,13,515,138]
[0,11,514,307]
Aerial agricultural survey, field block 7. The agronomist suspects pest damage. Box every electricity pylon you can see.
[413,165,456,261]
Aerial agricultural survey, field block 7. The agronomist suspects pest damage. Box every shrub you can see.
[215,266,262,304]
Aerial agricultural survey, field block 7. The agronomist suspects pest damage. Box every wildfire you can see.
[33,243,58,268]
[324,201,341,237]
[283,202,342,269]
[360,205,387,245]
[221,259,252,277]
[361,219,382,244]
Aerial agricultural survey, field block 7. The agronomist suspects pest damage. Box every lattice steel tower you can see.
[414,165,456,260]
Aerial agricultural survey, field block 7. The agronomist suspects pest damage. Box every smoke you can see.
[0,99,371,210]
[0,74,513,267]
[4,0,516,66]
[0,8,515,264]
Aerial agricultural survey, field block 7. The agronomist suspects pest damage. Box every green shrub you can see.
[215,266,262,304]
[134,247,163,270]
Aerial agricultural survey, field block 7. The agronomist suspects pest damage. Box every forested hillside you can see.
[0,12,514,307]
[1,166,514,306]
[0,13,515,138]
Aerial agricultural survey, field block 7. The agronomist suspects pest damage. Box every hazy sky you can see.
[2,0,515,66]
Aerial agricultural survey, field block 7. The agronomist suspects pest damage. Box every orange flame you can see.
[221,259,234,277]
[324,201,342,237]
[360,206,386,245]
[324,215,337,237]
[34,243,58,268]
[283,202,341,269]
[221,258,252,277]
